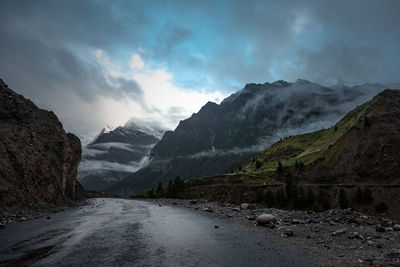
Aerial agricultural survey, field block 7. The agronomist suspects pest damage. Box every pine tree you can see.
[375,202,388,212]
[363,187,374,203]
[356,187,363,202]
[147,188,154,198]
[312,200,323,212]
[170,178,178,198]
[275,187,285,204]
[317,190,330,211]
[285,174,297,199]
[338,188,349,209]
[277,161,283,173]
[255,160,262,169]
[263,189,275,207]
[364,116,372,126]
[174,176,184,196]
[306,187,315,206]
[298,161,305,170]
[256,190,264,203]
[156,181,163,197]
[167,179,173,198]
[295,186,305,209]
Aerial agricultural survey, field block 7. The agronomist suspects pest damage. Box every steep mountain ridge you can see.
[78,119,166,191]
[107,80,397,196]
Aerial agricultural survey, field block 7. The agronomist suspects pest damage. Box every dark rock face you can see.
[0,79,82,207]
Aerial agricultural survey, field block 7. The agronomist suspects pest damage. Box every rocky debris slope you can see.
[157,199,400,266]
[0,79,83,208]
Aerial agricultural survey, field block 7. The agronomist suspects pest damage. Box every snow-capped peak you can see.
[124,117,169,140]
[103,124,117,134]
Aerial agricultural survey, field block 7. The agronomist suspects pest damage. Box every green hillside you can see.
[241,95,377,177]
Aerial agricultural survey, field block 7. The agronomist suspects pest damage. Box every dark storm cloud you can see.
[0,0,399,135]
[0,0,144,97]
[158,0,400,88]
[199,0,400,86]
[155,22,192,58]
[0,0,146,48]
[0,0,147,133]
[298,45,381,86]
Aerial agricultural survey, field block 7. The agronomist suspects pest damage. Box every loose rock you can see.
[282,228,294,237]
[240,203,249,210]
[203,207,213,212]
[256,214,277,226]
[331,228,346,236]
[388,249,400,257]
[246,215,256,221]
[291,219,303,224]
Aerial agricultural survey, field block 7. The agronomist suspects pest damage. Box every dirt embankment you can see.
[181,174,400,220]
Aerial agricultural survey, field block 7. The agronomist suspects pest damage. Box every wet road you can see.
[0,198,315,266]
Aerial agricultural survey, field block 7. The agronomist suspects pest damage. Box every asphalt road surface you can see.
[0,198,315,266]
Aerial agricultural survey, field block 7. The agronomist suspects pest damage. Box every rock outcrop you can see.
[0,79,82,207]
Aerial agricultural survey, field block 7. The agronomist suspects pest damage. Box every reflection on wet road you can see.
[0,198,315,266]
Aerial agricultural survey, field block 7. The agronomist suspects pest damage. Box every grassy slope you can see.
[241,96,377,178]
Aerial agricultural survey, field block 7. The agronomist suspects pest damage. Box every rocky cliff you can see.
[0,79,82,207]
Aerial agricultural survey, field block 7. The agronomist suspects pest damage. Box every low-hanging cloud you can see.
[78,157,148,173]
[87,142,153,153]
[185,80,396,160]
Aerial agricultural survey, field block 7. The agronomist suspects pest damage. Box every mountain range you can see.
[77,119,167,191]
[163,89,400,218]
[104,79,399,196]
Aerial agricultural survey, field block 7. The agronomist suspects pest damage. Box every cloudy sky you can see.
[1,0,399,139]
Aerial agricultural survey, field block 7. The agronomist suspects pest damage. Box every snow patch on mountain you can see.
[124,117,169,139]
[78,117,168,191]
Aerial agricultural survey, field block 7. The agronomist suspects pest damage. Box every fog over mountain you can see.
[106,79,399,196]
[78,118,168,191]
